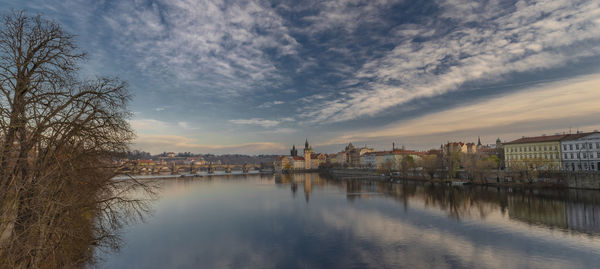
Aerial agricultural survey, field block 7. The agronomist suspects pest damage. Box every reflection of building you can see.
[304,173,311,203]
[508,196,567,228]
[566,202,600,234]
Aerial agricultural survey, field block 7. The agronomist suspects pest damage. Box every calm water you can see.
[101,173,600,269]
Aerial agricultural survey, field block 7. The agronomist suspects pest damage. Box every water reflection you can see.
[103,173,600,268]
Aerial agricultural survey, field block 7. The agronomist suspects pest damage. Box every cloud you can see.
[129,119,169,132]
[133,134,286,154]
[257,100,285,108]
[177,121,198,130]
[229,118,281,127]
[301,0,600,123]
[104,0,299,97]
[323,74,600,147]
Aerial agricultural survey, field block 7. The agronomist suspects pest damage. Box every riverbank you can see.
[114,170,273,180]
[322,168,600,190]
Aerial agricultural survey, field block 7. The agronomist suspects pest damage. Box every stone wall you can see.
[564,173,600,189]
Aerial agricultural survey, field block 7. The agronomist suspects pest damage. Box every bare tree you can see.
[420,154,442,179]
[0,11,154,268]
[399,154,414,179]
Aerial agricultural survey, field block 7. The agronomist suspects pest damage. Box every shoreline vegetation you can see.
[0,11,155,268]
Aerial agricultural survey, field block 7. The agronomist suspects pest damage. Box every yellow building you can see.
[504,134,566,171]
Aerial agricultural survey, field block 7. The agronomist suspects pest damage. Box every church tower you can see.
[304,139,311,169]
[290,145,297,157]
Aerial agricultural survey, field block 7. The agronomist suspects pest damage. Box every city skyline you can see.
[4,0,600,154]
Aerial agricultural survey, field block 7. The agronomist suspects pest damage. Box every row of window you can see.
[563,142,600,151]
[507,145,557,153]
[507,154,558,160]
[564,162,599,171]
[507,142,600,153]
[564,152,600,159]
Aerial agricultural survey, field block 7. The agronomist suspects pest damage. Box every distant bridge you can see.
[120,162,261,175]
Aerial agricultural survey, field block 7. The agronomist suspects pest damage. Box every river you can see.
[100,173,600,268]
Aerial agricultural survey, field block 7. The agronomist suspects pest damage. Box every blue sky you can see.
[4,0,600,154]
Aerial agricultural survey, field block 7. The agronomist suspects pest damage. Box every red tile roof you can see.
[504,134,569,144]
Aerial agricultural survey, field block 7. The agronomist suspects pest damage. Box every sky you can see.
[3,0,600,155]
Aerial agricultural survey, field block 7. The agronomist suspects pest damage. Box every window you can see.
[583,153,587,159]
[564,145,567,150]
[570,144,573,150]
[577,153,581,159]
[571,153,574,159]
[576,144,580,150]
[565,153,568,159]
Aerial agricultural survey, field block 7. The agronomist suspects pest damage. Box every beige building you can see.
[504,134,566,171]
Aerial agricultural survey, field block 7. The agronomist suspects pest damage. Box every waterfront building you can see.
[341,142,375,167]
[360,152,377,168]
[375,151,388,169]
[561,131,600,171]
[304,139,311,169]
[444,142,477,154]
[380,150,424,170]
[503,134,566,171]
[274,139,324,171]
[136,159,155,166]
[293,156,305,169]
[310,153,327,168]
[273,156,290,171]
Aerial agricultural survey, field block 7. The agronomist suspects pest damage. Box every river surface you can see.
[100,173,600,269]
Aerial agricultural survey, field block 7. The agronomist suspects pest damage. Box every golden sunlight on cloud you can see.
[339,74,600,144]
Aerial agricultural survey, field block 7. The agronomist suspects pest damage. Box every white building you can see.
[360,152,377,168]
[561,132,600,171]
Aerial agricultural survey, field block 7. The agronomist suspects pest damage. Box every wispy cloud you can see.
[103,0,299,97]
[133,134,286,154]
[229,118,281,128]
[323,74,600,147]
[301,0,600,123]
[257,100,285,108]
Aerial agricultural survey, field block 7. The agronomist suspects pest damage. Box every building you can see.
[561,131,600,171]
[274,139,323,171]
[304,139,311,169]
[503,134,566,171]
[311,153,327,168]
[360,152,377,168]
[341,142,375,167]
[444,142,477,154]
[292,156,305,169]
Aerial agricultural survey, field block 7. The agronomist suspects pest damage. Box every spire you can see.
[305,138,309,149]
[477,136,482,146]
